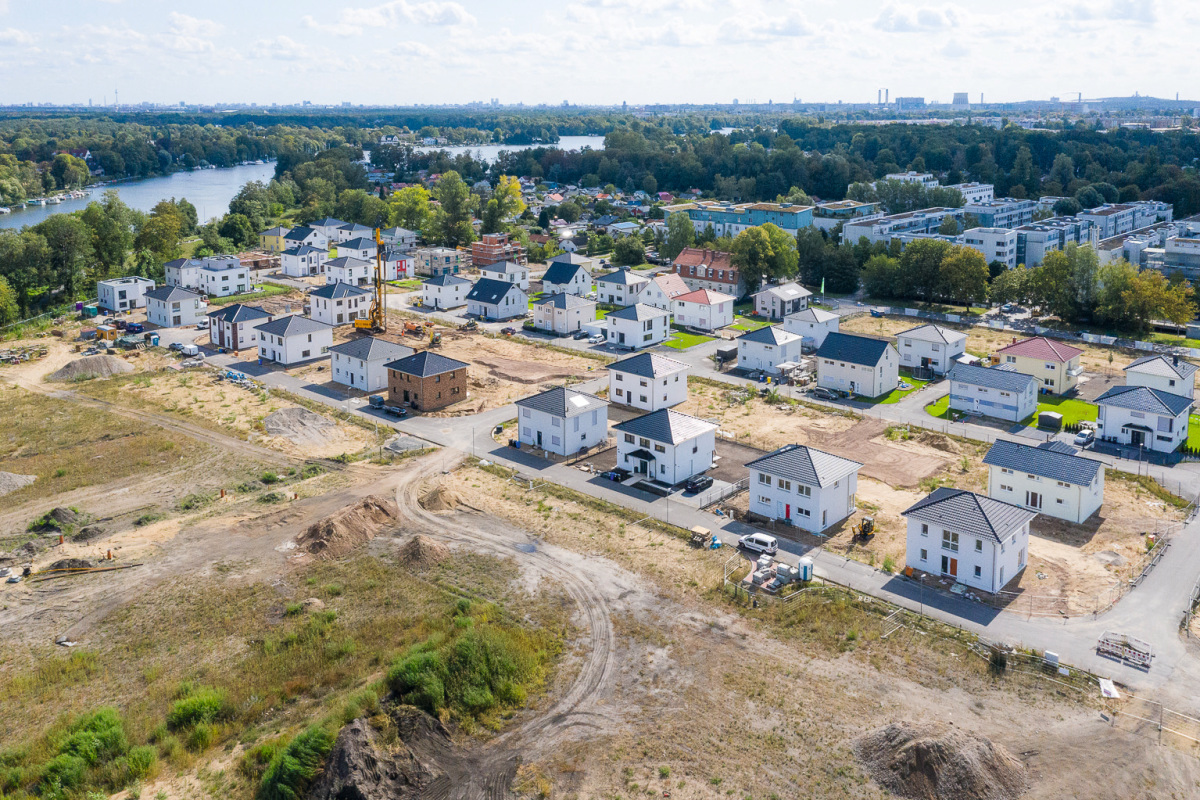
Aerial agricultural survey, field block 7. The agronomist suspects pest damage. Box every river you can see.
[0,135,608,231]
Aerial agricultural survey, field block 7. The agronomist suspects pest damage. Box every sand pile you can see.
[296,495,399,559]
[263,407,337,447]
[917,431,959,454]
[46,558,94,571]
[48,355,133,382]
[396,535,451,569]
[855,722,1028,800]
[419,485,463,513]
[0,472,35,497]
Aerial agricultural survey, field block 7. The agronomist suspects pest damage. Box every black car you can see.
[685,474,714,493]
[572,329,589,340]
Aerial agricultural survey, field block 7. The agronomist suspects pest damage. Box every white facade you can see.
[608,359,689,411]
[672,290,734,331]
[1096,392,1191,454]
[607,305,669,350]
[948,371,1037,422]
[533,296,594,335]
[816,335,899,398]
[635,273,689,311]
[783,308,839,348]
[310,288,370,326]
[541,266,592,296]
[380,227,418,251]
[421,277,471,310]
[749,459,859,533]
[97,277,154,312]
[281,247,328,278]
[466,283,528,321]
[896,325,967,375]
[1124,357,1197,396]
[329,341,412,393]
[326,257,373,287]
[884,171,939,189]
[255,317,334,366]
[753,283,811,321]
[283,228,328,251]
[382,250,412,281]
[987,462,1103,525]
[959,227,1018,269]
[198,265,251,298]
[479,263,530,291]
[596,270,649,306]
[738,328,805,376]
[146,289,206,328]
[904,504,1030,595]
[517,393,608,457]
[615,414,717,485]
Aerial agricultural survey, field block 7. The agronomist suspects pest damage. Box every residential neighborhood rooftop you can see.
[786,307,838,324]
[328,336,414,362]
[207,303,270,323]
[515,386,607,418]
[612,408,717,445]
[596,268,649,286]
[814,331,893,366]
[466,277,524,304]
[996,336,1083,362]
[744,443,862,488]
[738,325,800,346]
[1124,354,1199,382]
[675,288,734,305]
[755,282,812,300]
[145,285,203,302]
[535,293,593,310]
[384,350,469,377]
[1094,384,1194,416]
[902,487,1037,544]
[898,323,968,344]
[983,439,1102,486]
[607,303,668,321]
[254,314,330,337]
[309,282,371,299]
[540,262,588,285]
[423,274,472,287]
[947,363,1037,393]
[608,351,688,378]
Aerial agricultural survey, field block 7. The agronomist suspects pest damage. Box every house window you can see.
[919,548,928,562]
[759,473,771,485]
[777,478,791,491]
[974,565,982,578]
[797,485,811,497]
[624,433,634,444]
[920,523,928,536]
[975,539,983,553]
[654,444,665,453]
[522,408,531,417]
[941,531,959,552]
[759,495,771,504]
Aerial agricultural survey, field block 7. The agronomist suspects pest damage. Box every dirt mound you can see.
[30,507,80,532]
[296,495,399,559]
[917,431,959,454]
[47,355,133,382]
[855,722,1028,800]
[396,535,450,569]
[474,355,586,384]
[0,472,35,497]
[46,558,94,571]
[419,485,463,513]
[307,717,435,800]
[72,525,106,542]
[263,407,336,447]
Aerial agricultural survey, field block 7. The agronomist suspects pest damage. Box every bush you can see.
[258,491,287,504]
[260,471,281,485]
[58,707,129,766]
[186,723,215,752]
[386,650,448,715]
[257,727,335,800]
[126,745,157,780]
[240,737,286,782]
[177,493,212,511]
[167,687,230,730]
[39,754,87,794]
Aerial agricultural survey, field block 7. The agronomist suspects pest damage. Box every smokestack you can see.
[878,89,881,105]
[885,89,889,104]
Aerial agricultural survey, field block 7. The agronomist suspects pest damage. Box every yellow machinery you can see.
[354,228,387,333]
[853,516,875,542]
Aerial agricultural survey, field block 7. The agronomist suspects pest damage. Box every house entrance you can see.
[940,555,958,578]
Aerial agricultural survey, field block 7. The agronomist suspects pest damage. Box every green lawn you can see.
[926,395,952,418]
[595,306,614,320]
[729,314,770,333]
[1019,396,1098,427]
[388,279,424,290]
[663,329,715,350]
[1187,415,1200,450]
[1148,332,1200,349]
[211,283,292,306]
[871,374,931,405]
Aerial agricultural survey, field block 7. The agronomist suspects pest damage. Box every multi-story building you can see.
[470,232,527,268]
[596,269,649,306]
[207,303,272,351]
[783,307,839,348]
[146,286,206,328]
[515,387,608,457]
[946,182,994,204]
[896,324,967,375]
[946,363,1037,422]
[258,226,290,254]
[671,247,746,296]
[254,315,333,366]
[164,256,240,291]
[959,227,1019,269]
[964,198,1035,229]
[842,208,960,246]
[478,260,529,291]
[97,277,155,313]
[746,444,862,533]
[532,293,595,335]
[1124,354,1198,396]
[995,336,1083,395]
[379,227,418,252]
[308,282,371,326]
[1095,385,1192,454]
[607,352,689,411]
[752,282,811,320]
[329,337,413,393]
[281,245,328,278]
[983,440,1103,524]
[415,247,464,277]
[737,326,804,376]
[884,171,939,190]
[606,303,670,350]
[325,256,373,287]
[1014,217,1097,267]
[1077,201,1173,239]
[812,200,883,235]
[815,332,899,399]
[662,201,814,238]
[613,409,717,485]
[385,351,469,411]
[198,263,251,298]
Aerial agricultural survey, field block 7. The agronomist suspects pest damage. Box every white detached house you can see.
[946,363,1037,422]
[325,256,373,287]
[479,260,530,291]
[255,315,334,366]
[1123,355,1198,396]
[606,303,670,350]
[281,245,328,278]
[516,386,609,456]
[783,307,839,349]
[613,409,717,485]
[607,352,689,411]
[753,282,811,321]
[207,303,272,351]
[533,293,595,335]
[672,288,734,331]
[596,269,649,306]
[1095,385,1193,454]
[329,337,413,393]
[540,262,591,296]
[466,278,527,321]
[422,274,472,310]
[309,282,372,326]
[146,286,206,328]
[636,272,689,312]
[904,487,1035,594]
[815,332,899,398]
[746,444,862,532]
[983,439,1104,524]
[896,324,967,375]
[737,325,804,376]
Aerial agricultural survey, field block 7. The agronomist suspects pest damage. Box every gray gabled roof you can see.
[466,277,524,305]
[207,303,271,323]
[284,226,319,240]
[146,286,203,303]
[596,268,648,286]
[310,217,347,228]
[423,274,472,287]
[607,303,667,322]
[548,252,591,266]
[754,282,812,301]
[608,351,688,378]
[339,237,377,251]
[309,282,371,299]
[480,260,525,275]
[328,336,413,362]
[897,323,967,345]
[815,332,894,367]
[253,314,331,338]
[1124,354,1199,383]
[1095,384,1194,416]
[338,223,373,234]
[738,325,801,346]
[983,439,1101,485]
[283,245,325,256]
[947,363,1036,393]
[786,307,838,324]
[384,350,469,377]
[541,262,588,285]
[902,487,1037,544]
[612,408,717,445]
[515,386,607,418]
[744,444,861,488]
[535,293,593,310]
[326,256,372,269]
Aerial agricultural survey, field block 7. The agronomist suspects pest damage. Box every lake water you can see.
[0,162,278,231]
[0,134,608,231]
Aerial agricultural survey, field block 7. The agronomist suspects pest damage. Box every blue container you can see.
[797,557,814,582]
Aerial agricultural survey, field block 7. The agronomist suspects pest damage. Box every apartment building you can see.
[662,200,814,238]
[470,232,527,268]
[841,208,959,246]
[1014,217,1097,266]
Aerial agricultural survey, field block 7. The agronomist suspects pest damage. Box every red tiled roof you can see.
[673,247,732,269]
[676,288,734,305]
[652,273,689,297]
[996,336,1083,363]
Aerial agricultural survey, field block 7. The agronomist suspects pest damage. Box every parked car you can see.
[196,319,209,329]
[572,329,589,340]
[1000,303,1016,313]
[168,342,184,352]
[180,344,200,357]
[685,474,713,493]
[1073,429,1096,447]
[501,326,517,336]
[738,533,778,555]
[588,334,605,343]
[809,386,839,401]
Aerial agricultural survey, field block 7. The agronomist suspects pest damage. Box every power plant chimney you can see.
[878,89,881,105]
[885,89,889,104]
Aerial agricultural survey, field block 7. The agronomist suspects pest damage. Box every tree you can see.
[1074,185,1104,210]
[937,216,960,235]
[1096,262,1196,332]
[731,223,798,290]
[990,264,1033,306]
[388,185,433,233]
[134,203,184,262]
[642,174,658,195]
[557,201,582,223]
[862,254,901,298]
[219,213,256,248]
[1052,197,1082,216]
[79,190,135,279]
[612,236,646,267]
[32,215,93,299]
[0,276,18,325]
[335,189,389,228]
[937,246,989,309]
[823,247,861,294]
[898,239,952,302]
[430,171,476,248]
[480,175,526,234]
[50,154,89,190]
[0,229,50,311]
[661,212,695,261]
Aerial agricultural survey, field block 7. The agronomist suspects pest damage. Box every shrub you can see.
[257,727,335,800]
[300,464,325,479]
[186,724,215,752]
[258,491,287,504]
[240,737,286,782]
[58,707,129,766]
[386,650,448,715]
[134,513,164,527]
[260,471,281,485]
[39,753,87,794]
[177,493,212,511]
[166,687,230,730]
[126,745,157,780]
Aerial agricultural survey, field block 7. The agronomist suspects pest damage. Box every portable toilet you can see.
[82,305,99,319]
[797,556,814,582]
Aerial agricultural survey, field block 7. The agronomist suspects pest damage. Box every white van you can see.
[180,344,200,357]
[739,533,778,555]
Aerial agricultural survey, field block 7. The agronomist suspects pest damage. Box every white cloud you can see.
[874,4,961,32]
[325,0,477,34]
[251,35,307,61]
[168,12,222,38]
[0,27,32,45]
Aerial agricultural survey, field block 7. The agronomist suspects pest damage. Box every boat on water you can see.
[0,207,10,214]
[46,196,62,204]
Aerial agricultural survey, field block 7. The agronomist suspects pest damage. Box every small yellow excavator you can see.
[853,516,875,543]
[353,228,387,334]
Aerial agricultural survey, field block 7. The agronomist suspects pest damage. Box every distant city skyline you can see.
[0,0,1193,107]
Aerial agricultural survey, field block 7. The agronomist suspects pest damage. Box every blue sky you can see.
[0,0,1189,106]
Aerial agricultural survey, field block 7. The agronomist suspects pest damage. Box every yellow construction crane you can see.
[354,228,387,333]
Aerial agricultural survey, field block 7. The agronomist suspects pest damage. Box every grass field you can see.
[1188,414,1200,449]
[663,329,714,350]
[1148,332,1200,349]
[729,314,770,333]
[212,284,292,307]
[1021,396,1099,427]
[871,373,931,405]
[388,279,424,291]
[925,394,952,418]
